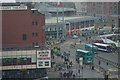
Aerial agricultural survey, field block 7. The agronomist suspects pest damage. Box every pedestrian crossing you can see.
[63,41,86,45]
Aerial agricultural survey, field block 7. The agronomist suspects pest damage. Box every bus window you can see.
[87,53,91,56]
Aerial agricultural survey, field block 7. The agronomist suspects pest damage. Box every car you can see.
[73,35,78,39]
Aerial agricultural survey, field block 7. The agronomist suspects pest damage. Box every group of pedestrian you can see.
[59,70,74,78]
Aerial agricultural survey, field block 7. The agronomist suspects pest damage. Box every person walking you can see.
[59,71,62,78]
[73,74,75,79]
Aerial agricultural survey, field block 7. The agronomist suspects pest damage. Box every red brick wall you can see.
[2,7,45,47]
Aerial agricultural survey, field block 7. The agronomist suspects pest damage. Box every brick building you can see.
[86,2,119,17]
[1,3,49,79]
[2,4,45,48]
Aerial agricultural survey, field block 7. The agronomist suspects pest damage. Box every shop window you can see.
[21,57,27,64]
[17,58,21,64]
[39,62,43,66]
[13,58,17,64]
[45,61,49,66]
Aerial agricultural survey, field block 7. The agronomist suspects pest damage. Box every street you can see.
[47,34,119,79]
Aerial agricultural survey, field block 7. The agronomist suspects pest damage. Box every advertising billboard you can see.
[37,50,51,68]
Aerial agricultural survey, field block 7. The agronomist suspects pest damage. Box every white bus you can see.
[92,43,112,52]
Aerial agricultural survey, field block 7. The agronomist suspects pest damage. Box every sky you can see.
[0,0,120,3]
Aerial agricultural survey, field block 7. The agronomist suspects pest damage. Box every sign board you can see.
[79,57,83,66]
[0,6,27,10]
[37,50,51,68]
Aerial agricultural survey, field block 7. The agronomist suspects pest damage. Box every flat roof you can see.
[65,16,96,23]
[93,43,110,47]
[45,16,96,24]
[85,44,97,48]
[99,34,120,37]
[76,49,90,53]
[39,7,75,12]
[108,15,120,17]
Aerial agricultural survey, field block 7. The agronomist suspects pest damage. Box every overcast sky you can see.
[0,0,120,3]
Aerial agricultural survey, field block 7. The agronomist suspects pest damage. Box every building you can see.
[34,2,76,17]
[1,3,49,79]
[45,16,96,39]
[2,3,45,48]
[86,2,119,17]
[75,2,87,16]
[2,48,51,78]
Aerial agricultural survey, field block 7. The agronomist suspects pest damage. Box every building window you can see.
[55,28,56,31]
[36,33,38,36]
[50,28,51,31]
[112,19,114,22]
[93,3,95,6]
[39,62,43,66]
[114,11,117,14]
[22,34,27,40]
[45,61,49,66]
[33,43,34,46]
[109,2,112,5]
[114,6,117,9]
[32,21,34,26]
[36,21,38,26]
[110,6,113,10]
[36,42,38,46]
[114,2,117,5]
[32,33,35,36]
[32,10,34,13]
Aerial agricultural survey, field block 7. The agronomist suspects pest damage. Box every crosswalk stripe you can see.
[63,42,86,45]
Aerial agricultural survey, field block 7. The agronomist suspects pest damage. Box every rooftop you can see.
[45,16,96,24]
[76,49,90,53]
[38,7,75,12]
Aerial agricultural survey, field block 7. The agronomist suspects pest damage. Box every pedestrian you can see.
[64,72,66,78]
[60,71,62,78]
[75,42,76,45]
[67,73,69,78]
[61,55,63,59]
[53,55,55,59]
[70,61,72,67]
[80,40,81,44]
[71,70,73,76]
[73,74,75,79]
[86,37,88,41]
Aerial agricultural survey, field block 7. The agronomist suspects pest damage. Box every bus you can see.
[92,43,112,52]
[76,49,93,64]
[85,44,98,54]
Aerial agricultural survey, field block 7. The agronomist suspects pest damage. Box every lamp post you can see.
[56,2,59,40]
[92,43,94,70]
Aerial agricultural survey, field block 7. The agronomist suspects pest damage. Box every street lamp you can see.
[56,2,59,40]
[79,57,83,79]
[92,43,94,70]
